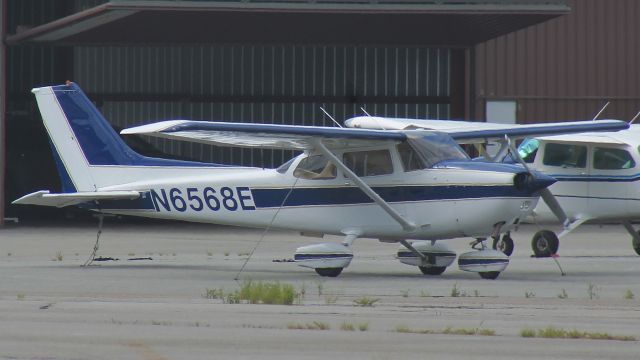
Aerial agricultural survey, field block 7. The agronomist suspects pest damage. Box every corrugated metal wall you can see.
[475,0,640,123]
[75,45,451,166]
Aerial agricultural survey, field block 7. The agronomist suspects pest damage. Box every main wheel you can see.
[531,230,559,257]
[419,266,446,275]
[315,267,343,277]
[479,271,500,280]
[633,231,640,256]
[492,234,514,256]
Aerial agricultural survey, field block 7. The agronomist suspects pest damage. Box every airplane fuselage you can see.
[99,154,539,241]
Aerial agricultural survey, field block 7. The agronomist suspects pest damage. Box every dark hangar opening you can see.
[2,0,569,222]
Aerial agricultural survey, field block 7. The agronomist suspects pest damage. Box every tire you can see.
[531,230,559,257]
[419,266,446,276]
[315,267,343,277]
[633,231,640,256]
[492,234,514,256]
[479,271,500,280]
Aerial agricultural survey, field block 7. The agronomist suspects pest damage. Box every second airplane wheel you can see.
[492,234,514,256]
[419,266,446,275]
[479,271,500,280]
[531,230,559,257]
[315,267,343,277]
[633,231,640,256]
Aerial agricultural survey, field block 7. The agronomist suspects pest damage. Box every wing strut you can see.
[312,139,417,233]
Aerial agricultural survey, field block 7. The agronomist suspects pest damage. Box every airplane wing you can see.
[344,116,630,144]
[12,190,141,208]
[121,120,407,150]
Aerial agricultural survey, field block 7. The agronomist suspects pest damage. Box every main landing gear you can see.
[531,230,559,257]
[294,227,511,279]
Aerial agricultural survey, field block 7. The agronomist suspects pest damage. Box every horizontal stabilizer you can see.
[12,190,140,208]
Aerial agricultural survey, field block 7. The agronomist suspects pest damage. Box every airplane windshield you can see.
[407,132,469,168]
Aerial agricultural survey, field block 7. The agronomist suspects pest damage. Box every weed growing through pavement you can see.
[587,282,600,300]
[203,280,300,305]
[316,280,325,296]
[524,291,536,298]
[400,289,410,298]
[53,251,63,261]
[287,321,330,330]
[624,289,635,300]
[340,322,355,331]
[395,325,495,336]
[521,326,636,341]
[353,296,380,307]
[17,294,25,301]
[557,288,568,299]
[450,283,461,297]
[324,295,338,305]
[340,321,370,331]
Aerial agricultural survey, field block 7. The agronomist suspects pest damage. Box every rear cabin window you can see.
[293,155,337,180]
[397,142,425,172]
[343,149,393,177]
[542,143,587,168]
[593,147,635,170]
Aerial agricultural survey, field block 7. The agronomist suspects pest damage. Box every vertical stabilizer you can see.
[32,82,210,193]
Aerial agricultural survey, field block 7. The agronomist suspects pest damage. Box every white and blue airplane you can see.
[13,82,629,279]
[346,116,639,258]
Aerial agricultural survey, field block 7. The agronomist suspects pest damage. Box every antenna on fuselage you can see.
[629,110,640,124]
[320,107,343,128]
[592,101,610,121]
[360,107,371,116]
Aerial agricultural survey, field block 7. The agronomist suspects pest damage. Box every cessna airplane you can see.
[13,83,628,279]
[346,116,637,258]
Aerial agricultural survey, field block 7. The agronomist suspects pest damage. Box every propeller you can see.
[504,136,570,228]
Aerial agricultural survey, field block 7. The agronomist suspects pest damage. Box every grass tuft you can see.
[203,280,300,305]
[287,321,330,330]
[340,322,355,331]
[520,328,536,338]
[520,326,636,341]
[394,325,494,336]
[557,288,568,299]
[624,289,635,300]
[353,296,380,307]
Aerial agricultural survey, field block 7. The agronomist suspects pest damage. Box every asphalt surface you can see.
[1,222,639,359]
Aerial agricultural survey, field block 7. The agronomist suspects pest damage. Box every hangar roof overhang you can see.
[6,1,570,47]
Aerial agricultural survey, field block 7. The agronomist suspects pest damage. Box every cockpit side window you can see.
[518,138,540,163]
[343,149,393,177]
[397,142,425,172]
[594,147,635,170]
[542,143,587,168]
[293,155,337,180]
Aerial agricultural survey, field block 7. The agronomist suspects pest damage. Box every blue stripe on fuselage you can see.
[553,174,640,182]
[251,185,533,208]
